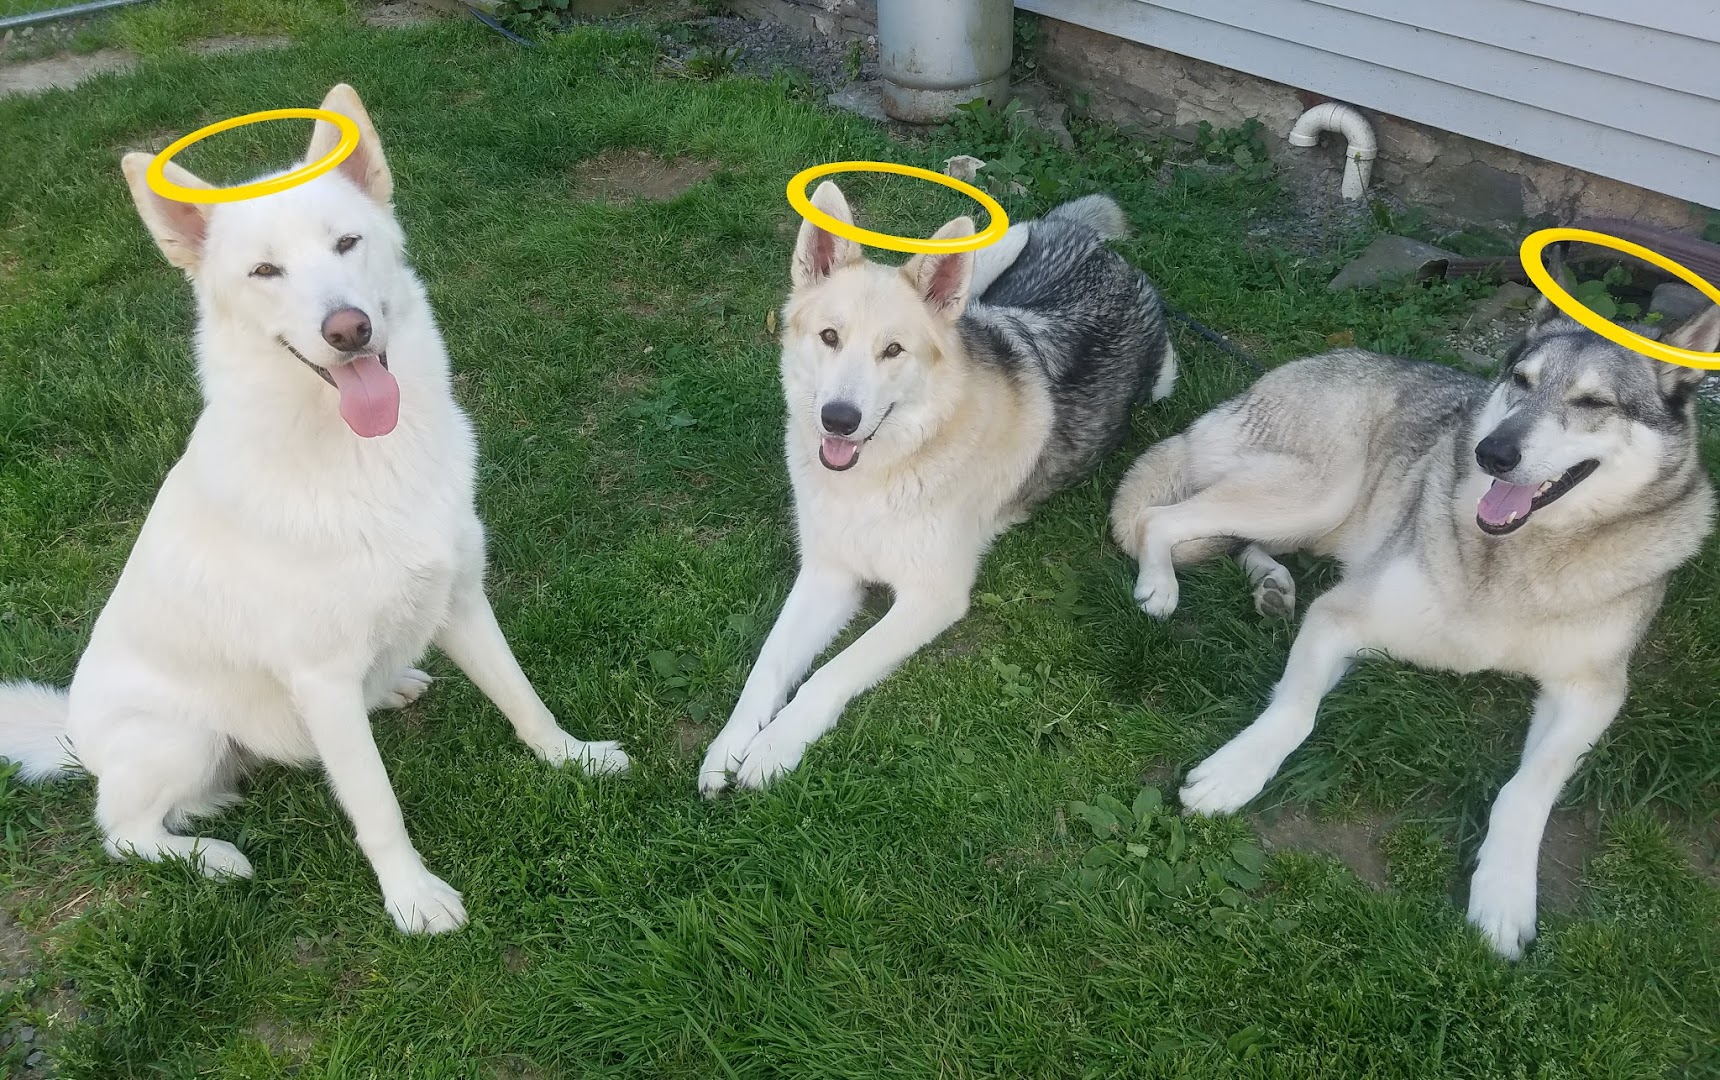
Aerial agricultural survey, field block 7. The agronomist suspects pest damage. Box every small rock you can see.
[826,81,887,123]
[1463,281,1540,329]
[1011,84,1075,151]
[943,154,985,182]
[1328,234,1460,291]
[1458,348,1499,370]
[1650,282,1708,322]
[17,1025,34,1043]
[26,1049,45,1067]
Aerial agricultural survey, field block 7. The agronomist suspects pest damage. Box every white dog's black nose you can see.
[322,307,372,352]
[1475,433,1521,476]
[821,401,862,436]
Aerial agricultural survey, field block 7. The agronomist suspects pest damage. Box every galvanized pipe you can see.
[877,0,1012,124]
[0,0,156,32]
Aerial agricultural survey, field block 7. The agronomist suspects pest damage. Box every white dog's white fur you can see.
[0,85,627,934]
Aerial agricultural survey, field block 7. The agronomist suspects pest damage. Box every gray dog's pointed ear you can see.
[121,152,214,274]
[792,181,862,288]
[1655,304,1720,402]
[1530,243,1579,326]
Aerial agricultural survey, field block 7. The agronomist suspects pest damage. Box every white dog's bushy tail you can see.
[0,683,76,781]
[1046,194,1130,241]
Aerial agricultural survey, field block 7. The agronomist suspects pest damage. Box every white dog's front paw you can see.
[1134,563,1179,619]
[730,697,837,791]
[1467,861,1537,960]
[731,725,813,790]
[698,698,777,798]
[376,668,434,710]
[534,732,630,776]
[382,866,467,935]
[1179,735,1282,815]
[190,838,254,879]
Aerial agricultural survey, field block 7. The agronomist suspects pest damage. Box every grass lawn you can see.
[3,17,1718,1079]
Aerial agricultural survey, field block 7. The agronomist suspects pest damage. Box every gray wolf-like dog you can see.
[700,182,1174,795]
[1111,281,1717,957]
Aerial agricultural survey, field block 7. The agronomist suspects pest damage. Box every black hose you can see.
[469,6,538,47]
[1164,302,1263,373]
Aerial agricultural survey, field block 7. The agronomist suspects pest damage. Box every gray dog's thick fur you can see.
[1112,296,1718,958]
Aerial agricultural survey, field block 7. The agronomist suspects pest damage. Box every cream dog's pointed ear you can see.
[792,181,862,288]
[901,216,976,318]
[307,83,392,204]
[121,152,214,274]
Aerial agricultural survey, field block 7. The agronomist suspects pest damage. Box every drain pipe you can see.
[877,0,1012,123]
[1287,102,1377,201]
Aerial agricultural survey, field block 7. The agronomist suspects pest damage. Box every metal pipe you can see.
[877,0,1012,124]
[0,0,156,32]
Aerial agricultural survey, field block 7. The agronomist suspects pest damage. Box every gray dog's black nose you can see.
[321,307,372,352]
[1475,434,1521,476]
[821,401,862,436]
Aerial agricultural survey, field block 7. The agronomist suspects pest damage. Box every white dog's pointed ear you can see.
[1657,304,1720,399]
[308,83,392,204]
[121,152,213,274]
[792,181,861,288]
[903,216,976,318]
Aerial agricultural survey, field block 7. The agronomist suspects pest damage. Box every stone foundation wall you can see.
[733,0,1704,232]
[1037,19,1703,231]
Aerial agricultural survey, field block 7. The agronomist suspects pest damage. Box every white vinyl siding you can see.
[1018,0,1720,207]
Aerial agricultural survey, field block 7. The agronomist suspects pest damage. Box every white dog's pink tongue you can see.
[1478,478,1536,527]
[821,436,859,469]
[326,354,399,438]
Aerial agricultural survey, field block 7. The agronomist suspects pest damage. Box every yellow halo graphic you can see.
[787,160,1009,255]
[145,108,360,205]
[1520,227,1720,371]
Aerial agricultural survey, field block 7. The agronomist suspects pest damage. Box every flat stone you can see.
[1328,234,1461,291]
[1012,84,1075,150]
[1458,348,1499,370]
[827,80,887,123]
[1651,282,1709,322]
[1463,281,1539,329]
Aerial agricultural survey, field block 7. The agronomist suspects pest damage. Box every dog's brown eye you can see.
[1571,395,1611,409]
[820,328,839,347]
[250,263,282,278]
[881,342,903,359]
[1511,370,1531,389]
[335,234,360,254]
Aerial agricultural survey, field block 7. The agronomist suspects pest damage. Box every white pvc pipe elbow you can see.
[1288,102,1377,201]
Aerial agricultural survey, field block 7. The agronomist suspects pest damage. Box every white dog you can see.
[0,85,627,934]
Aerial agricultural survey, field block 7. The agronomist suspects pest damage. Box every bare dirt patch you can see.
[1253,807,1390,889]
[364,0,445,28]
[247,1015,317,1064]
[189,35,290,56]
[1538,807,1600,913]
[572,149,715,205]
[0,49,134,98]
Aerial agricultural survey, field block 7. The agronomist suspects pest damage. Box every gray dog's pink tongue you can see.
[1478,478,1536,527]
[326,354,399,438]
